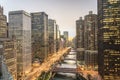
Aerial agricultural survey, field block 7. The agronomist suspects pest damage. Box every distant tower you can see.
[63,31,68,41]
[63,31,69,47]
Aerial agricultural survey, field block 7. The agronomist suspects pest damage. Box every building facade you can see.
[76,17,84,48]
[84,11,98,70]
[31,12,49,61]
[98,0,120,80]
[56,25,60,51]
[76,17,85,66]
[84,50,98,70]
[48,19,57,54]
[0,6,7,38]
[9,10,32,80]
[0,6,16,80]
[76,11,98,71]
[63,31,69,47]
[0,38,17,80]
[63,31,68,41]
[84,11,98,50]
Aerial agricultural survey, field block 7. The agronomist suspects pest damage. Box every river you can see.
[53,48,77,80]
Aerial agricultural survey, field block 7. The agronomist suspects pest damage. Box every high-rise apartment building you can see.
[48,19,57,54]
[84,11,98,70]
[76,17,85,66]
[76,17,84,48]
[83,11,98,70]
[84,11,98,50]
[31,12,49,61]
[9,10,32,80]
[76,11,98,70]
[98,0,120,80]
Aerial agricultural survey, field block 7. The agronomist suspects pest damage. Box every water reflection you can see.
[53,49,77,80]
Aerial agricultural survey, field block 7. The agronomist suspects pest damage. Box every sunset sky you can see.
[0,0,97,38]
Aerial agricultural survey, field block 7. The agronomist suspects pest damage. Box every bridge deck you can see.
[64,58,76,61]
[52,67,77,73]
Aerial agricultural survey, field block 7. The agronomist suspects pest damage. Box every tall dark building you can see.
[76,17,84,48]
[76,17,85,66]
[98,0,120,80]
[48,19,57,54]
[31,12,49,61]
[84,11,98,50]
[83,11,98,70]
[76,12,98,70]
[56,25,60,51]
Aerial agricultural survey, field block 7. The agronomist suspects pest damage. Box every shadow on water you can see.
[53,73,77,80]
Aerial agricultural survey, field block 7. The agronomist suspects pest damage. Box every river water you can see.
[53,49,77,80]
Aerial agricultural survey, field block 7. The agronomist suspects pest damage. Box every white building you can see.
[9,10,32,80]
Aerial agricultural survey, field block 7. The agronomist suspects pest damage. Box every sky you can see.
[0,0,97,38]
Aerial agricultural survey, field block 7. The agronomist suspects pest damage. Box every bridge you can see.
[52,67,77,73]
[68,53,76,55]
[64,58,76,61]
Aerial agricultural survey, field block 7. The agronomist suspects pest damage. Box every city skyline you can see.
[0,0,97,38]
[0,0,120,80]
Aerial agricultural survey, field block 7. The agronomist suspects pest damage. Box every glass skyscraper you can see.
[48,19,57,54]
[9,10,32,80]
[98,0,120,80]
[31,12,49,61]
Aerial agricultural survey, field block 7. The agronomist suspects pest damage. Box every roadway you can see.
[25,48,70,80]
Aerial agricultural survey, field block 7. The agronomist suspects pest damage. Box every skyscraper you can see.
[76,17,84,48]
[31,12,49,61]
[9,10,32,80]
[76,17,85,66]
[0,6,7,38]
[48,19,57,54]
[63,31,68,41]
[63,31,69,47]
[76,11,98,70]
[56,25,60,51]
[0,6,7,69]
[98,0,120,80]
[84,11,97,50]
[0,6,16,80]
[84,11,98,70]
[0,38,17,80]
